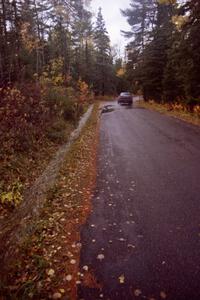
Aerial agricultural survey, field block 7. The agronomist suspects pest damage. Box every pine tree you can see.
[121,0,156,51]
[142,2,175,101]
[121,0,156,96]
[180,0,200,99]
[122,0,177,101]
[71,0,94,84]
[93,8,114,95]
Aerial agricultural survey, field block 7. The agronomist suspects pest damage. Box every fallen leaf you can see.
[52,292,62,299]
[97,254,105,261]
[134,289,142,297]
[70,259,76,264]
[119,238,126,242]
[128,244,135,249]
[46,269,55,277]
[160,291,167,299]
[66,275,72,282]
[119,274,125,284]
[83,265,89,271]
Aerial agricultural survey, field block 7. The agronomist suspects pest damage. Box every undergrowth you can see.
[138,100,200,126]
[0,103,99,300]
[0,81,93,209]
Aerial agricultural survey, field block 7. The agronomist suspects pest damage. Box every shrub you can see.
[185,98,200,112]
[47,120,73,143]
[0,181,23,208]
[42,86,77,122]
[0,85,49,154]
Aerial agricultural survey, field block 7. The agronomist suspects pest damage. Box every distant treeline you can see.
[122,0,200,105]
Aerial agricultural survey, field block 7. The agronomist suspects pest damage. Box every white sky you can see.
[90,0,131,54]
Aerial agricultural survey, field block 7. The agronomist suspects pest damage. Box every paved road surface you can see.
[78,101,200,300]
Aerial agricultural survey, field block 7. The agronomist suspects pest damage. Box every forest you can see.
[0,0,122,209]
[0,0,118,92]
[0,0,200,299]
[122,0,200,110]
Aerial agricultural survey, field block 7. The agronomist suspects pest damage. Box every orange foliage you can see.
[77,79,90,103]
[0,86,49,154]
[148,100,200,116]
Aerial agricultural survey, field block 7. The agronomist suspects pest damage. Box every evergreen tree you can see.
[121,0,156,51]
[93,8,114,95]
[0,0,118,95]
[121,0,156,96]
[180,0,200,99]
[122,0,200,103]
[71,0,94,84]
[142,1,175,101]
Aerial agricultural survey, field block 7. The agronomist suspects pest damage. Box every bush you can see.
[194,105,200,115]
[0,82,92,210]
[42,86,77,122]
[47,120,73,143]
[0,181,23,208]
[0,85,50,154]
[185,98,200,112]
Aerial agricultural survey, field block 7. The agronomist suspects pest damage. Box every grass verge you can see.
[94,95,116,102]
[0,103,100,300]
[138,101,200,126]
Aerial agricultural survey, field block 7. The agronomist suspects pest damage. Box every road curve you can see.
[78,101,200,300]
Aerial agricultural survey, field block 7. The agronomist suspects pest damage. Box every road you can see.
[78,101,200,300]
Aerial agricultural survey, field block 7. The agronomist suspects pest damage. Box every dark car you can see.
[118,92,133,105]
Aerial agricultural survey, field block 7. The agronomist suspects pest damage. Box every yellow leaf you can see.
[119,274,125,284]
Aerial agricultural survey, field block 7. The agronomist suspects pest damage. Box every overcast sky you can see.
[90,0,131,54]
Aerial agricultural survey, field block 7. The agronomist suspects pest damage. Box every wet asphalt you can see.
[78,101,200,300]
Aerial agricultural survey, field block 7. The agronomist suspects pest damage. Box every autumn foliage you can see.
[0,77,93,208]
[148,99,200,116]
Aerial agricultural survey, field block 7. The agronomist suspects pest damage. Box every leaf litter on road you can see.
[119,274,125,284]
[97,254,105,261]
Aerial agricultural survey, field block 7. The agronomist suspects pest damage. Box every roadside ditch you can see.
[0,103,100,300]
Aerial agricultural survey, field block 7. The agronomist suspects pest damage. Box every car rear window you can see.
[120,92,131,96]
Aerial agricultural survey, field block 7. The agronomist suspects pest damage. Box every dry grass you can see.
[138,100,200,126]
[94,95,116,102]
